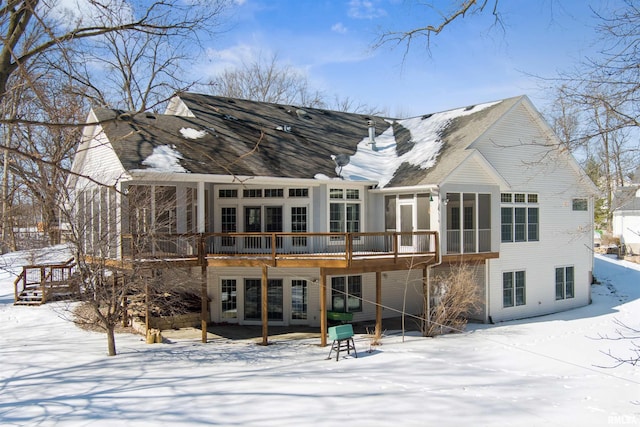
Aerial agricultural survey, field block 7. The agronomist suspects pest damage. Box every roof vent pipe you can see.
[367,120,377,151]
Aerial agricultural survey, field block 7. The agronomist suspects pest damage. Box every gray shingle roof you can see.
[94,92,525,187]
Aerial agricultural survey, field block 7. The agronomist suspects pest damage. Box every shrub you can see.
[421,263,482,337]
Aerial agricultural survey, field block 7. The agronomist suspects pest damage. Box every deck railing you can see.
[121,231,439,264]
[14,258,77,304]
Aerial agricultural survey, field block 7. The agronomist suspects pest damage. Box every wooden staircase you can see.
[14,258,79,306]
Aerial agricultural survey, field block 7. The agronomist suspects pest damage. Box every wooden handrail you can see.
[14,258,78,304]
[119,231,439,266]
[13,271,26,303]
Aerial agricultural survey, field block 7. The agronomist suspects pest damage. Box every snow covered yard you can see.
[0,250,638,426]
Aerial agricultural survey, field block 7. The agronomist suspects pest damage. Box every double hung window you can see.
[331,276,362,312]
[555,266,575,300]
[503,270,526,307]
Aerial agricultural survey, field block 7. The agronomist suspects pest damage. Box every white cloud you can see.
[203,43,264,76]
[347,0,387,19]
[331,22,348,34]
[46,0,134,28]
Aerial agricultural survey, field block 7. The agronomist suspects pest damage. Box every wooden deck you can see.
[14,259,79,305]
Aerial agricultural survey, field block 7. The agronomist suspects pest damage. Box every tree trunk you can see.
[106,324,117,356]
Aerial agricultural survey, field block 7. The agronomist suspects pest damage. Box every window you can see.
[572,198,588,211]
[221,279,237,319]
[329,188,361,235]
[514,208,526,242]
[244,279,261,320]
[265,206,283,248]
[528,208,539,241]
[244,278,283,321]
[221,207,236,246]
[501,193,539,243]
[555,266,575,300]
[245,207,262,233]
[331,275,362,312]
[291,206,308,246]
[291,280,308,320]
[243,189,262,198]
[503,270,526,308]
[289,188,309,198]
[501,208,512,242]
[219,189,237,198]
[330,188,343,199]
[264,189,283,198]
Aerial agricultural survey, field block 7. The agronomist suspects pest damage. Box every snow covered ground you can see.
[0,247,638,426]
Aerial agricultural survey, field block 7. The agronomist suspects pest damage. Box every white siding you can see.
[477,104,593,322]
[77,128,128,188]
[379,270,425,319]
[206,267,425,327]
[447,156,498,185]
[613,210,640,254]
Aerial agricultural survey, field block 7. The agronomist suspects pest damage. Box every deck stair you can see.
[14,258,79,305]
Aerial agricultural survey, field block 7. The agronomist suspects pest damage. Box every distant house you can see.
[612,183,640,254]
[67,92,597,334]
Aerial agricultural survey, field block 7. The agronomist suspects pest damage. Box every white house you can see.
[612,185,640,254]
[67,93,597,335]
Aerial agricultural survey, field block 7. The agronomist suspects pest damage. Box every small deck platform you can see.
[14,259,79,305]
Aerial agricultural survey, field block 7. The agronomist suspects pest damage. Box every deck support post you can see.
[261,264,269,345]
[320,268,327,347]
[200,235,208,343]
[375,271,382,340]
[424,267,430,333]
[145,277,150,333]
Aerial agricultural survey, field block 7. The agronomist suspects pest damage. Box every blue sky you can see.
[198,0,619,117]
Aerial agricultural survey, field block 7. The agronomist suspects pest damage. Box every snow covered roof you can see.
[92,93,525,187]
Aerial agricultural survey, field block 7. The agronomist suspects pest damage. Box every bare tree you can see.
[598,319,640,368]
[0,0,233,252]
[209,52,385,115]
[373,0,501,56]
[0,1,231,109]
[422,263,482,337]
[209,53,326,108]
[63,181,203,356]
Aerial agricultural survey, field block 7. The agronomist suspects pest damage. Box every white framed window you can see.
[331,275,362,312]
[503,270,526,307]
[243,188,262,198]
[572,198,588,211]
[291,280,308,320]
[220,279,237,320]
[218,189,237,198]
[289,188,309,198]
[555,266,575,300]
[264,188,284,198]
[329,187,361,234]
[291,206,308,247]
[501,192,538,243]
